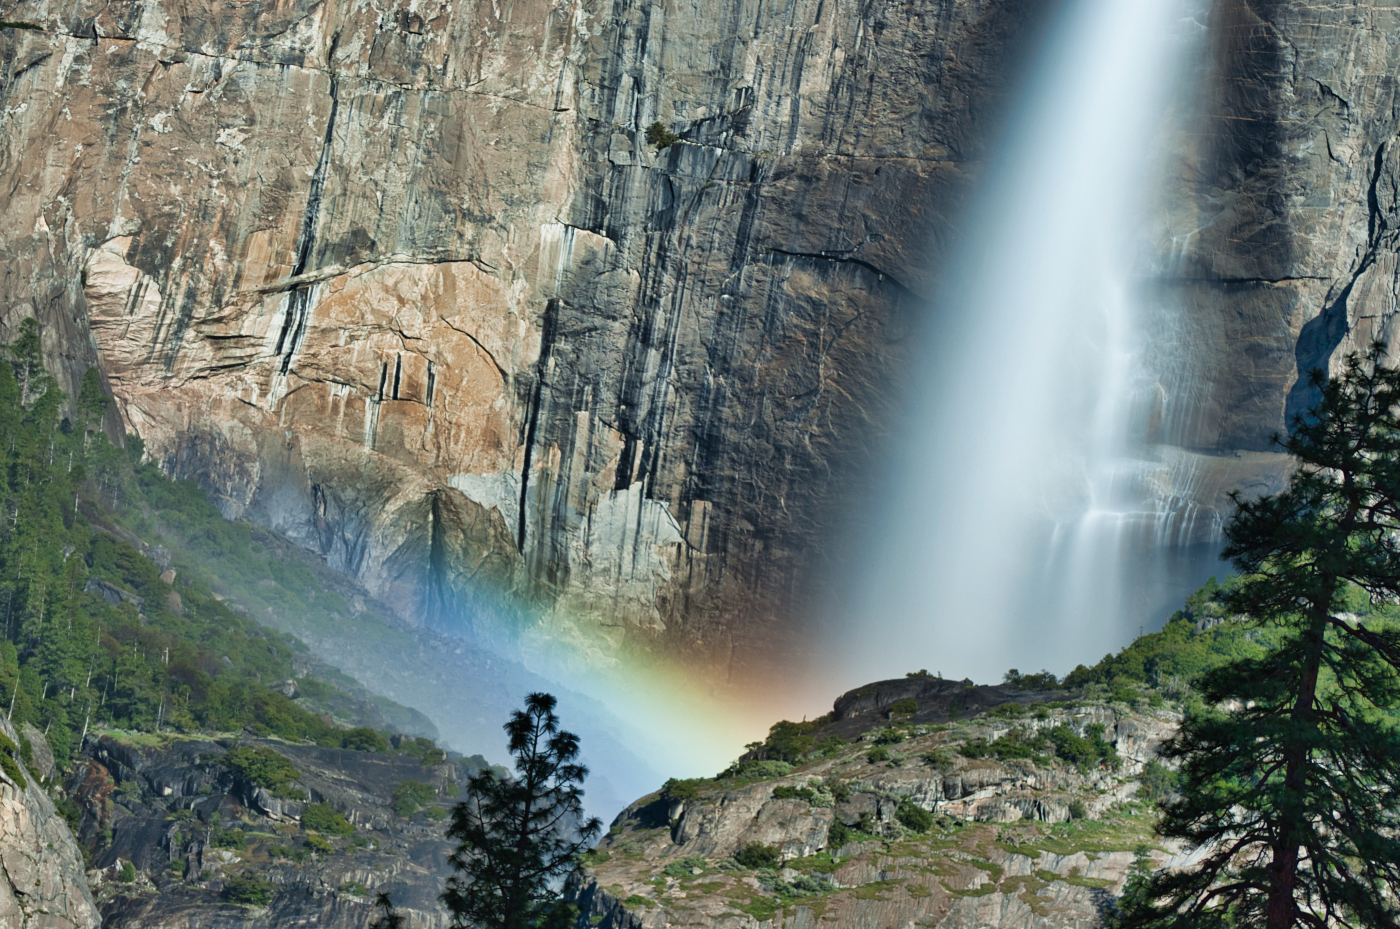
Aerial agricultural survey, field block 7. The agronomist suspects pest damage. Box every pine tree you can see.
[442,692,602,929]
[1120,345,1400,928]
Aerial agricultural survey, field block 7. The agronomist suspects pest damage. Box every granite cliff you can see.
[3,0,1400,683]
[0,0,1059,684]
[0,717,100,929]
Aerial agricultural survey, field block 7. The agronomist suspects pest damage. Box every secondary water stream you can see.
[826,0,1216,687]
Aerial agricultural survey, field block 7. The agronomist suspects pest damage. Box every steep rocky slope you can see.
[69,730,483,928]
[570,678,1182,929]
[0,717,99,929]
[0,0,1060,683]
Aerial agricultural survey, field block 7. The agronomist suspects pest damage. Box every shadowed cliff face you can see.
[0,0,1058,685]
[1155,0,1400,452]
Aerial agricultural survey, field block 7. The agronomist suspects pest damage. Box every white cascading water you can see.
[825,0,1213,687]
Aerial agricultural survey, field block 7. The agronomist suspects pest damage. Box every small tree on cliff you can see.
[1119,345,1400,929]
[442,692,602,929]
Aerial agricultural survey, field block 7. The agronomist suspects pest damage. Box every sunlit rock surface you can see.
[0,0,1052,680]
[0,719,100,929]
[570,681,1180,929]
[3,0,1400,678]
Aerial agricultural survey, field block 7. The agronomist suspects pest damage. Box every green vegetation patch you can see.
[734,842,781,870]
[645,122,680,150]
[896,799,935,833]
[391,779,437,816]
[223,874,272,906]
[661,855,708,878]
[853,879,905,900]
[301,802,354,836]
[0,734,27,788]
[219,747,302,798]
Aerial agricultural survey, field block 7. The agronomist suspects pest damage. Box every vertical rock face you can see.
[0,0,1054,681]
[4,0,1399,682]
[0,719,100,929]
[1158,1,1400,451]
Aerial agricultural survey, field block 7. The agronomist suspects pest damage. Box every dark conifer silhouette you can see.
[442,692,602,929]
[1119,345,1400,928]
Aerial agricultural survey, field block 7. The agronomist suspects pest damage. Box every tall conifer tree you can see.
[1121,345,1400,928]
[442,692,601,929]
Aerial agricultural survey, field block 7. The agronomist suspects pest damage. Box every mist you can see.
[820,0,1217,692]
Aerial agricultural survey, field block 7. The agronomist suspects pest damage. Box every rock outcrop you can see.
[68,730,480,928]
[569,683,1180,929]
[0,718,100,929]
[0,0,1059,684]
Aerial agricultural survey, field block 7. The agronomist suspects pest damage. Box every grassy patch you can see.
[727,894,780,921]
[786,852,843,873]
[967,858,1003,880]
[853,879,905,900]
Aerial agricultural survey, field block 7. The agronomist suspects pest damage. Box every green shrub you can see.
[1109,682,1140,705]
[301,803,353,836]
[1046,724,1120,771]
[397,736,447,765]
[220,747,301,796]
[211,826,247,849]
[744,716,834,764]
[734,842,781,870]
[987,702,1026,719]
[1003,669,1061,690]
[959,732,1048,765]
[888,699,918,718]
[871,727,907,745]
[423,804,449,821]
[223,874,272,905]
[826,818,851,849]
[731,760,793,779]
[0,734,27,789]
[660,777,707,804]
[340,881,370,896]
[1067,799,1088,820]
[304,833,334,853]
[1138,759,1178,801]
[866,746,890,764]
[895,799,934,833]
[772,785,818,803]
[661,855,708,877]
[391,780,437,817]
[645,121,680,150]
[118,860,136,883]
[921,748,957,771]
[338,727,389,753]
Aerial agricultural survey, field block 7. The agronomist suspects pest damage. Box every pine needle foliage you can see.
[1119,345,1400,929]
[442,693,602,929]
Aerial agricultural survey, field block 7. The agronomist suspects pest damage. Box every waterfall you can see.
[825,0,1213,686]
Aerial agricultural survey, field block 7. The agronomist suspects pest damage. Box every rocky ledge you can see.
[570,681,1184,929]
